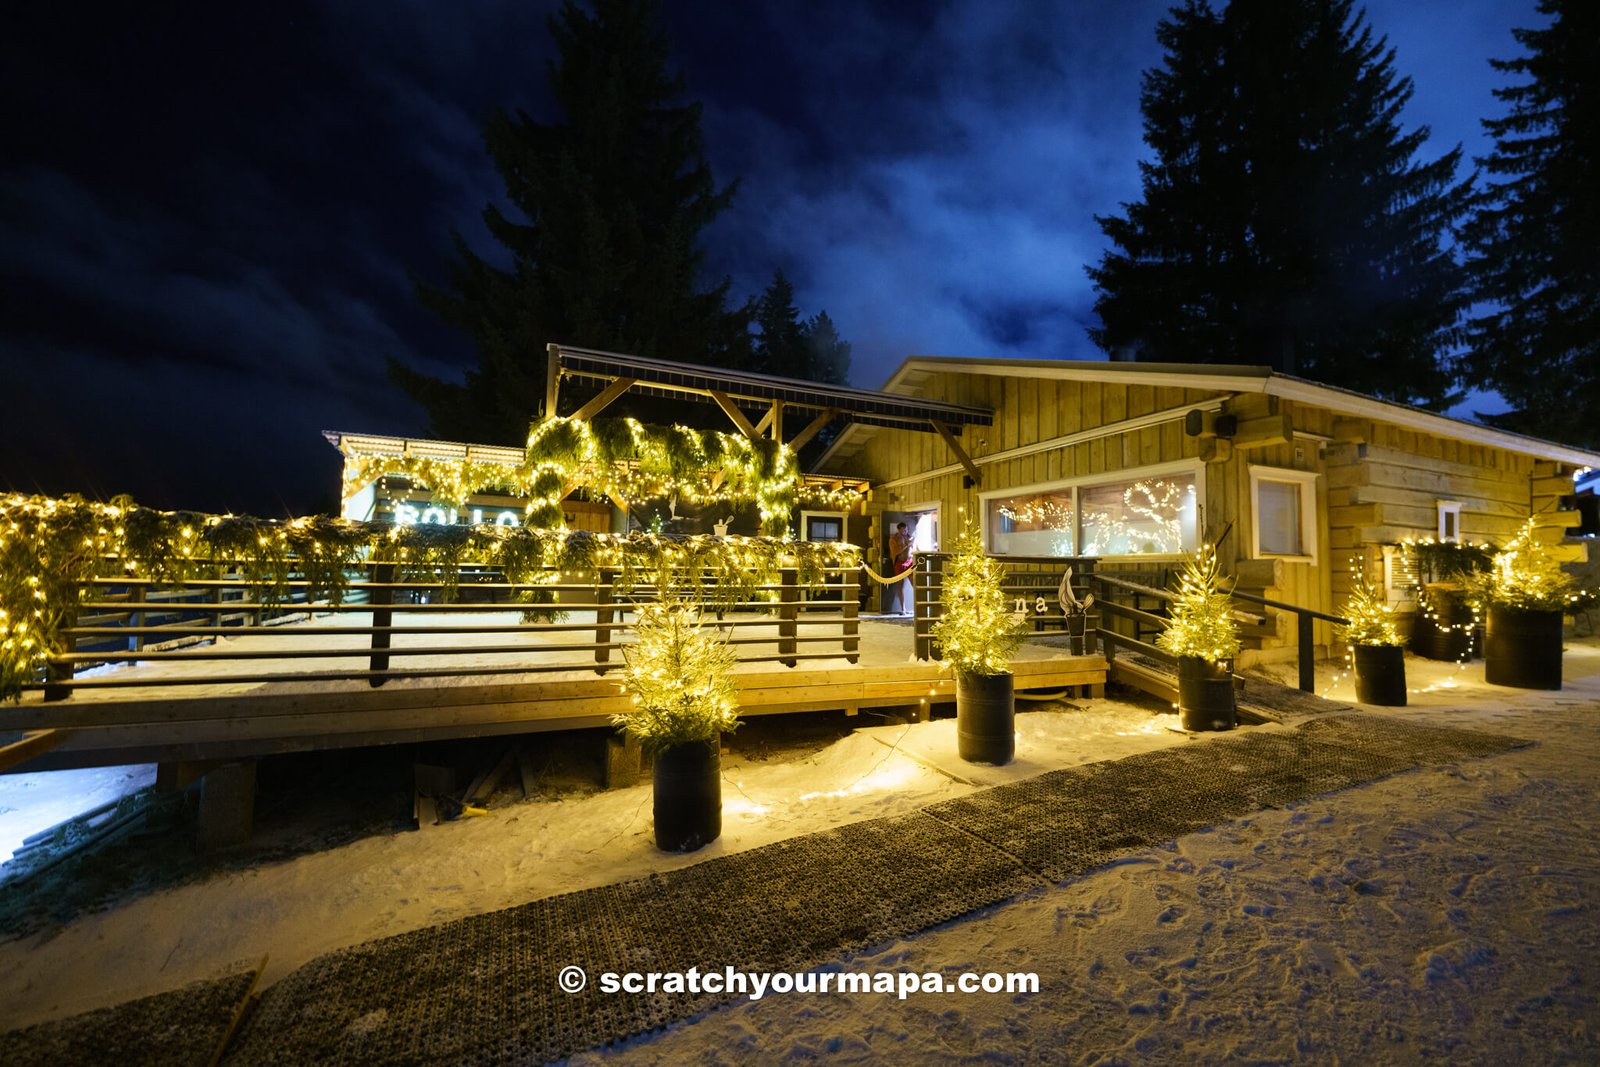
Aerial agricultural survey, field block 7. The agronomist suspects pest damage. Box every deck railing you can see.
[912,553,1100,661]
[35,560,863,698]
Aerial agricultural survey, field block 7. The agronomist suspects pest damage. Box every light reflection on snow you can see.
[797,760,920,802]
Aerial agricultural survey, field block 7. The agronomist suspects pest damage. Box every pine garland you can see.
[931,528,1026,677]
[1156,544,1240,665]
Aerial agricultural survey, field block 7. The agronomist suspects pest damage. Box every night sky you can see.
[0,1,1540,515]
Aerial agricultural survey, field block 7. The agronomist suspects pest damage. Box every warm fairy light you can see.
[930,527,1026,677]
[1339,561,1404,647]
[1467,518,1583,612]
[1155,542,1240,665]
[612,595,740,754]
[0,492,861,704]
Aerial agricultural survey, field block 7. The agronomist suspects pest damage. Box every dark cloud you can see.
[0,0,1540,510]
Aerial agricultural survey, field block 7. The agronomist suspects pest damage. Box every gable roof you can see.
[814,356,1600,473]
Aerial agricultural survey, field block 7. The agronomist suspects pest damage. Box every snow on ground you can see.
[4,635,1598,1062]
[571,638,1600,1065]
[0,694,1178,1031]
[0,765,155,864]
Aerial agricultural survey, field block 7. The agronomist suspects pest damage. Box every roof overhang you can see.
[322,430,526,466]
[815,356,1600,473]
[551,346,992,432]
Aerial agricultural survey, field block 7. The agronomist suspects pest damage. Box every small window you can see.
[1249,467,1319,562]
[1437,501,1461,543]
[801,512,845,543]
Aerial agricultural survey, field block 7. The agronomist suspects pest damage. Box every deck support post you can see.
[197,760,257,850]
[43,606,77,702]
[1297,613,1315,693]
[604,733,642,789]
[594,569,616,673]
[913,555,944,661]
[842,565,860,664]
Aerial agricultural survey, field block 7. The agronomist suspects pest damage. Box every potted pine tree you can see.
[614,594,740,851]
[931,528,1027,764]
[1156,544,1240,731]
[1469,520,1580,690]
[1339,568,1406,706]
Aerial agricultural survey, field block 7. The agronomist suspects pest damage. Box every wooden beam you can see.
[1233,413,1294,450]
[0,728,60,773]
[769,400,784,440]
[709,390,760,438]
[570,376,637,422]
[932,420,981,484]
[544,343,562,419]
[754,408,775,436]
[787,408,836,452]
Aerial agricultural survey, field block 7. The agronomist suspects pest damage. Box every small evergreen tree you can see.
[931,528,1026,677]
[1088,0,1469,407]
[614,596,740,753]
[802,310,852,386]
[392,0,748,442]
[1156,543,1240,664]
[750,272,805,377]
[1458,0,1600,448]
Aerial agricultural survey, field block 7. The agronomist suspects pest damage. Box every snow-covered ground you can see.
[2,636,1597,1062]
[0,764,155,865]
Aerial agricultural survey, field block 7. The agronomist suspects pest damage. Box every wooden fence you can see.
[911,552,1101,661]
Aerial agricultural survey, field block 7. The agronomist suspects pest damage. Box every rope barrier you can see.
[859,562,916,585]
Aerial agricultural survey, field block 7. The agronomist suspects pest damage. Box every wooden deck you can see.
[0,619,1105,771]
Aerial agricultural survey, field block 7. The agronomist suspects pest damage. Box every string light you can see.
[612,595,740,754]
[930,527,1027,677]
[1155,542,1240,664]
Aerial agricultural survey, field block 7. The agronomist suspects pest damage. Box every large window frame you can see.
[979,459,1206,560]
[1248,465,1320,563]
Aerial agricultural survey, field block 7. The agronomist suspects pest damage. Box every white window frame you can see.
[799,510,847,543]
[1436,500,1462,543]
[1249,465,1320,563]
[979,458,1206,559]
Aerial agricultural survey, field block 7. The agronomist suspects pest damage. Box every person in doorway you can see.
[889,521,913,615]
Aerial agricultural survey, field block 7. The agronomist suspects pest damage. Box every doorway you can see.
[883,504,940,615]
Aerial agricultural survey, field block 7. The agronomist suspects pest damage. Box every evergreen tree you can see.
[1088,0,1469,407]
[1458,0,1599,448]
[750,271,804,377]
[802,310,852,386]
[391,0,747,442]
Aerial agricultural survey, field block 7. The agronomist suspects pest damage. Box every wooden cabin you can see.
[816,358,1600,666]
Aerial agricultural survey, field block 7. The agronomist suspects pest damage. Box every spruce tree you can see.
[1458,0,1599,448]
[750,272,805,377]
[391,0,747,442]
[802,310,852,386]
[1088,0,1469,407]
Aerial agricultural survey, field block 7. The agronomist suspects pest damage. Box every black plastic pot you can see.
[1353,644,1407,706]
[1410,592,1475,661]
[1484,604,1564,690]
[957,672,1014,765]
[653,740,721,852]
[1177,656,1236,731]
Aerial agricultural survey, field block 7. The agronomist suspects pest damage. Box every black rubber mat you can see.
[223,811,1040,1066]
[15,713,1527,1067]
[3,967,257,1067]
[924,714,1527,883]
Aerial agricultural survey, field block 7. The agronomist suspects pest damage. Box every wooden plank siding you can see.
[850,369,1588,665]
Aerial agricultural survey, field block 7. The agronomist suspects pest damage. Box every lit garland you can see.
[613,595,740,754]
[1338,562,1404,647]
[931,527,1027,677]
[1155,542,1240,664]
[0,493,861,702]
[341,455,523,510]
[524,416,807,535]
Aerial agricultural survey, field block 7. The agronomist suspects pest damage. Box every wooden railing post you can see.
[43,606,76,702]
[841,565,860,664]
[127,582,147,654]
[914,553,944,661]
[778,568,798,667]
[594,568,616,672]
[1298,611,1315,693]
[369,562,394,687]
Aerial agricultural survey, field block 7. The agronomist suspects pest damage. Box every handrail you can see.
[1229,588,1348,626]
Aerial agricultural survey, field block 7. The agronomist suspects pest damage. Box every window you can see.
[1437,501,1461,543]
[982,462,1201,558]
[800,511,845,543]
[1249,467,1319,561]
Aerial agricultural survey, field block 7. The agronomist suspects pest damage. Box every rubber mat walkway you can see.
[6,714,1528,1066]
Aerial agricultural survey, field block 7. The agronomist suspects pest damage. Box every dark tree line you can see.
[391,0,849,445]
[1090,0,1599,447]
